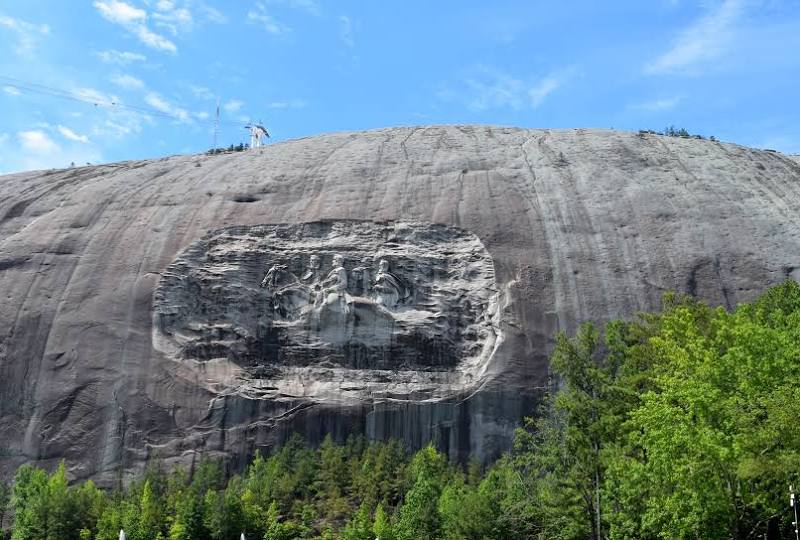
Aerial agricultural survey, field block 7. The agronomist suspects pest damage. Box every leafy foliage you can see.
[515,280,800,539]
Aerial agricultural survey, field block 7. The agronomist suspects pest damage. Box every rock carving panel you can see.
[153,221,502,401]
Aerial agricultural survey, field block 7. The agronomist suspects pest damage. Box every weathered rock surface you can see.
[1,126,799,483]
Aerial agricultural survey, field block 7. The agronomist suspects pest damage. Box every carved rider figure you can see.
[259,260,307,319]
[299,254,322,308]
[371,258,405,308]
[350,256,373,296]
[260,264,289,289]
[317,254,351,313]
[301,254,322,284]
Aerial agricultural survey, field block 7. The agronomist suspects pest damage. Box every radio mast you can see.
[213,97,220,150]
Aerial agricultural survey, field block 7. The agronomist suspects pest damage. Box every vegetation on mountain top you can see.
[2,280,799,540]
[638,126,716,140]
[206,143,249,155]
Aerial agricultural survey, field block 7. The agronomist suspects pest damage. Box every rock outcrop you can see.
[1,126,799,483]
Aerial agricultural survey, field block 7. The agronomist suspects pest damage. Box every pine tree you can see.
[394,446,447,540]
[372,503,394,540]
[137,480,163,540]
[340,501,372,540]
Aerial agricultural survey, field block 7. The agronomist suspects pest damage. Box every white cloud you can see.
[110,73,145,90]
[443,66,573,112]
[194,111,210,120]
[145,92,190,122]
[223,99,243,112]
[99,113,148,138]
[263,0,321,16]
[93,1,177,53]
[463,68,526,111]
[96,49,147,65]
[528,77,561,108]
[18,130,60,154]
[3,85,21,96]
[646,0,745,75]
[5,130,103,172]
[145,92,171,111]
[248,2,289,35]
[0,14,50,56]
[631,96,683,111]
[199,4,227,24]
[133,24,177,53]
[189,85,215,100]
[267,99,307,109]
[339,15,354,47]
[57,125,90,143]
[93,0,146,25]
[292,0,322,16]
[153,5,193,35]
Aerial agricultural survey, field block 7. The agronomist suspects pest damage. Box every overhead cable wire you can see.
[0,75,247,128]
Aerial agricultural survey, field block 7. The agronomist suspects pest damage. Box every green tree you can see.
[605,283,800,539]
[204,475,245,540]
[395,446,447,540]
[45,462,79,540]
[513,323,620,540]
[94,502,125,540]
[0,479,9,530]
[352,440,406,510]
[314,435,350,520]
[134,480,163,540]
[10,464,50,540]
[438,474,497,540]
[72,479,107,537]
[372,503,394,540]
[340,501,372,540]
[476,460,529,539]
[170,495,209,540]
[262,501,308,540]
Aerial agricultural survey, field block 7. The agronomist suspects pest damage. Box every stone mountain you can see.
[1,126,799,484]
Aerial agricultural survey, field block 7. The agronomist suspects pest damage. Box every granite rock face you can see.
[0,126,799,483]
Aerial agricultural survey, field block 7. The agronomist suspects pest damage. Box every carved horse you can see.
[260,264,312,320]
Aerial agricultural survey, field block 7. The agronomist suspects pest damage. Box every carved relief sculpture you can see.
[371,258,407,309]
[153,220,502,401]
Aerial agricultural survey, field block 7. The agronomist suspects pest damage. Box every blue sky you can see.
[1,0,798,173]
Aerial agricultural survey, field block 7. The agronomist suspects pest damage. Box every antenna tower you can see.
[213,98,220,150]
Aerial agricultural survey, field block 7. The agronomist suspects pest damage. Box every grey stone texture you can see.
[1,126,799,483]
